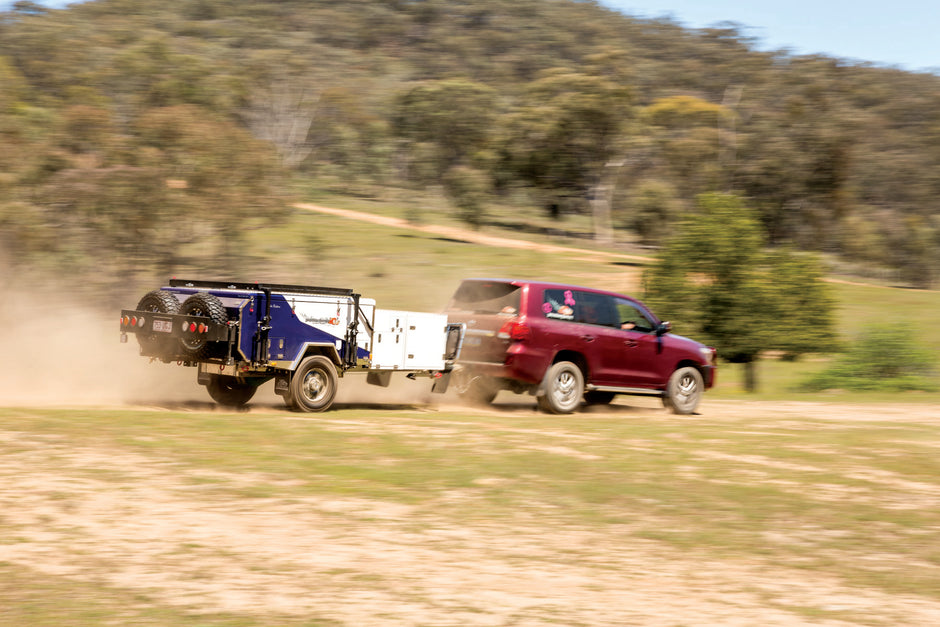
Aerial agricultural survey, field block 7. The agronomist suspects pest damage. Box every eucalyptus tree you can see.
[644,192,838,391]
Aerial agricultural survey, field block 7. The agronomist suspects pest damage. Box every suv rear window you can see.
[447,281,522,315]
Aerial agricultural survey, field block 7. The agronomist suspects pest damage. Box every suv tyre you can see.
[537,361,584,414]
[453,367,499,406]
[663,366,703,415]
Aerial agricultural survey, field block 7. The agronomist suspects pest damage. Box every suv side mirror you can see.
[656,321,672,336]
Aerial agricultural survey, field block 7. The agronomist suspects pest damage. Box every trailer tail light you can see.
[498,320,531,342]
[120,315,145,328]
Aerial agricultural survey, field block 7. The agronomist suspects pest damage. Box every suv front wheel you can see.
[537,361,584,414]
[663,366,704,415]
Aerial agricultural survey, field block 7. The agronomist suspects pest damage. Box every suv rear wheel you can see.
[452,367,499,406]
[537,361,584,414]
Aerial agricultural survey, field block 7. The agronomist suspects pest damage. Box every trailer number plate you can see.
[152,320,173,333]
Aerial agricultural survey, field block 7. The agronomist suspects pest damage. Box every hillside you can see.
[1,0,939,298]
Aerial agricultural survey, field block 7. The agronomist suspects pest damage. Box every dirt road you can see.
[294,202,653,264]
[2,401,939,626]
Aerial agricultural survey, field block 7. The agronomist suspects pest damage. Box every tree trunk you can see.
[742,359,758,393]
[590,182,613,245]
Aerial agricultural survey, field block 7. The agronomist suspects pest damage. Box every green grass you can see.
[709,281,940,398]
[834,282,940,349]
[279,188,940,331]
[233,201,645,313]
[295,183,606,247]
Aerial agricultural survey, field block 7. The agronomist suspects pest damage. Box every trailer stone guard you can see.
[121,279,465,411]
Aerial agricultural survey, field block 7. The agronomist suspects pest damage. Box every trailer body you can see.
[120,279,463,411]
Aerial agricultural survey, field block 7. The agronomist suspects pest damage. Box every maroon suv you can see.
[445,279,716,414]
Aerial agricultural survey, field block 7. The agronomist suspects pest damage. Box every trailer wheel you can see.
[135,290,180,359]
[206,374,257,408]
[179,292,227,359]
[289,355,338,412]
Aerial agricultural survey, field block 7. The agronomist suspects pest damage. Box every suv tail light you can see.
[498,320,531,342]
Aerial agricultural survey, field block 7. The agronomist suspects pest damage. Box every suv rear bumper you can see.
[456,351,547,386]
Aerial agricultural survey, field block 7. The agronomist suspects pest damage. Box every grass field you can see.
[2,401,939,625]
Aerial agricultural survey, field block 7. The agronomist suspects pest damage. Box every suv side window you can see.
[574,291,619,327]
[614,298,655,333]
[543,289,623,328]
[542,288,577,321]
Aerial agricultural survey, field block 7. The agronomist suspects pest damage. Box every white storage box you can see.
[370,309,448,370]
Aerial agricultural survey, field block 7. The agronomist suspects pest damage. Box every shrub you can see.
[800,327,938,392]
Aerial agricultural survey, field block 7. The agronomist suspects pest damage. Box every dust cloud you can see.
[0,289,201,408]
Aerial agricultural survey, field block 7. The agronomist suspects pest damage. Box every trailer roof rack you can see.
[168,278,355,297]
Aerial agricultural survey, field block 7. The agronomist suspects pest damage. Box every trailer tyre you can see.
[206,374,257,408]
[179,292,227,359]
[289,355,338,412]
[135,290,180,359]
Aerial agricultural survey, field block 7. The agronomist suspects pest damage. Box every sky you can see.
[601,0,938,73]
[4,0,938,73]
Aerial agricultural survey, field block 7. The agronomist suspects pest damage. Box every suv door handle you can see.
[624,339,638,348]
[580,335,595,343]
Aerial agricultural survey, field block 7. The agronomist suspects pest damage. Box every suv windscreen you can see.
[447,281,522,315]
